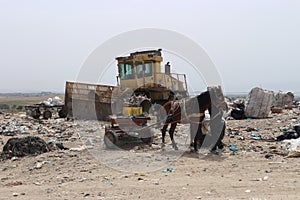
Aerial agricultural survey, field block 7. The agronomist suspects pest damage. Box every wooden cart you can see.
[25,104,66,119]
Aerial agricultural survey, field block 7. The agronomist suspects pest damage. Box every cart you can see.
[25,104,66,119]
[104,115,155,148]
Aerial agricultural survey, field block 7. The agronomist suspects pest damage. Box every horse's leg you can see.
[215,120,226,150]
[194,123,205,152]
[161,122,169,144]
[169,123,178,150]
[210,112,224,151]
[189,122,196,148]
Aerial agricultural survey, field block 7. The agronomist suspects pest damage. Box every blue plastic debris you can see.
[101,180,112,185]
[161,167,176,173]
[229,144,238,151]
[250,133,261,140]
[17,130,28,134]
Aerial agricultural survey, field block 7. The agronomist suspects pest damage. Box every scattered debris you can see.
[228,144,238,152]
[69,146,87,152]
[277,124,300,142]
[277,130,299,141]
[134,173,147,176]
[282,137,300,152]
[263,176,269,181]
[230,99,245,120]
[34,162,43,169]
[12,192,19,197]
[161,167,176,173]
[250,133,261,140]
[5,181,23,187]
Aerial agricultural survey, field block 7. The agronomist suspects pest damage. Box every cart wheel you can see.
[104,130,118,149]
[32,109,41,119]
[43,110,52,119]
[58,108,67,118]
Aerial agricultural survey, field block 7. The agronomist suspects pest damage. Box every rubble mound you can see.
[1,136,49,160]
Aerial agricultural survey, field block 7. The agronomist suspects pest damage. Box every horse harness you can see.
[166,101,181,122]
[167,98,206,124]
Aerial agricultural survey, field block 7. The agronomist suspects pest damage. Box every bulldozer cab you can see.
[116,49,188,100]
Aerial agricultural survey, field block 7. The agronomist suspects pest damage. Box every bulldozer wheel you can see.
[43,110,52,119]
[104,130,118,149]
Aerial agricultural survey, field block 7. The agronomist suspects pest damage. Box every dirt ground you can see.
[0,110,299,200]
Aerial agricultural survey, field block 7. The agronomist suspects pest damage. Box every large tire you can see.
[58,108,67,118]
[32,109,41,119]
[104,130,118,149]
[140,99,152,114]
[43,110,52,119]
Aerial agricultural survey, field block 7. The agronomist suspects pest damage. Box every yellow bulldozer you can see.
[63,49,189,120]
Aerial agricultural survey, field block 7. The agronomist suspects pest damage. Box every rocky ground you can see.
[0,109,299,200]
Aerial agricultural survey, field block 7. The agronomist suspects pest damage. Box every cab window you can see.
[136,61,143,78]
[144,62,152,77]
[119,62,134,80]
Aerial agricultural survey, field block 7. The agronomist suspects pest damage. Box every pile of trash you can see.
[227,87,296,120]
[274,91,294,109]
[1,136,49,160]
[276,124,300,141]
[0,112,78,161]
[280,125,300,158]
[228,98,245,120]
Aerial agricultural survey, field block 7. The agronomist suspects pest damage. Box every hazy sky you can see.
[0,0,299,94]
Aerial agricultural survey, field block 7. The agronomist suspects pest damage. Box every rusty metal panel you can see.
[65,81,119,121]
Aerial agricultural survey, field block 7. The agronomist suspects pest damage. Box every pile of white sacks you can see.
[42,96,63,106]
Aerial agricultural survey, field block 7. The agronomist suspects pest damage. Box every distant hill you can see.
[0,93,64,112]
[0,92,63,97]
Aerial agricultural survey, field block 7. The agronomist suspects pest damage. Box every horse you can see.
[160,100,182,150]
[160,87,226,152]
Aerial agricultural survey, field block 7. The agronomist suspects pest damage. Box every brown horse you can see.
[160,100,182,150]
[161,88,226,151]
